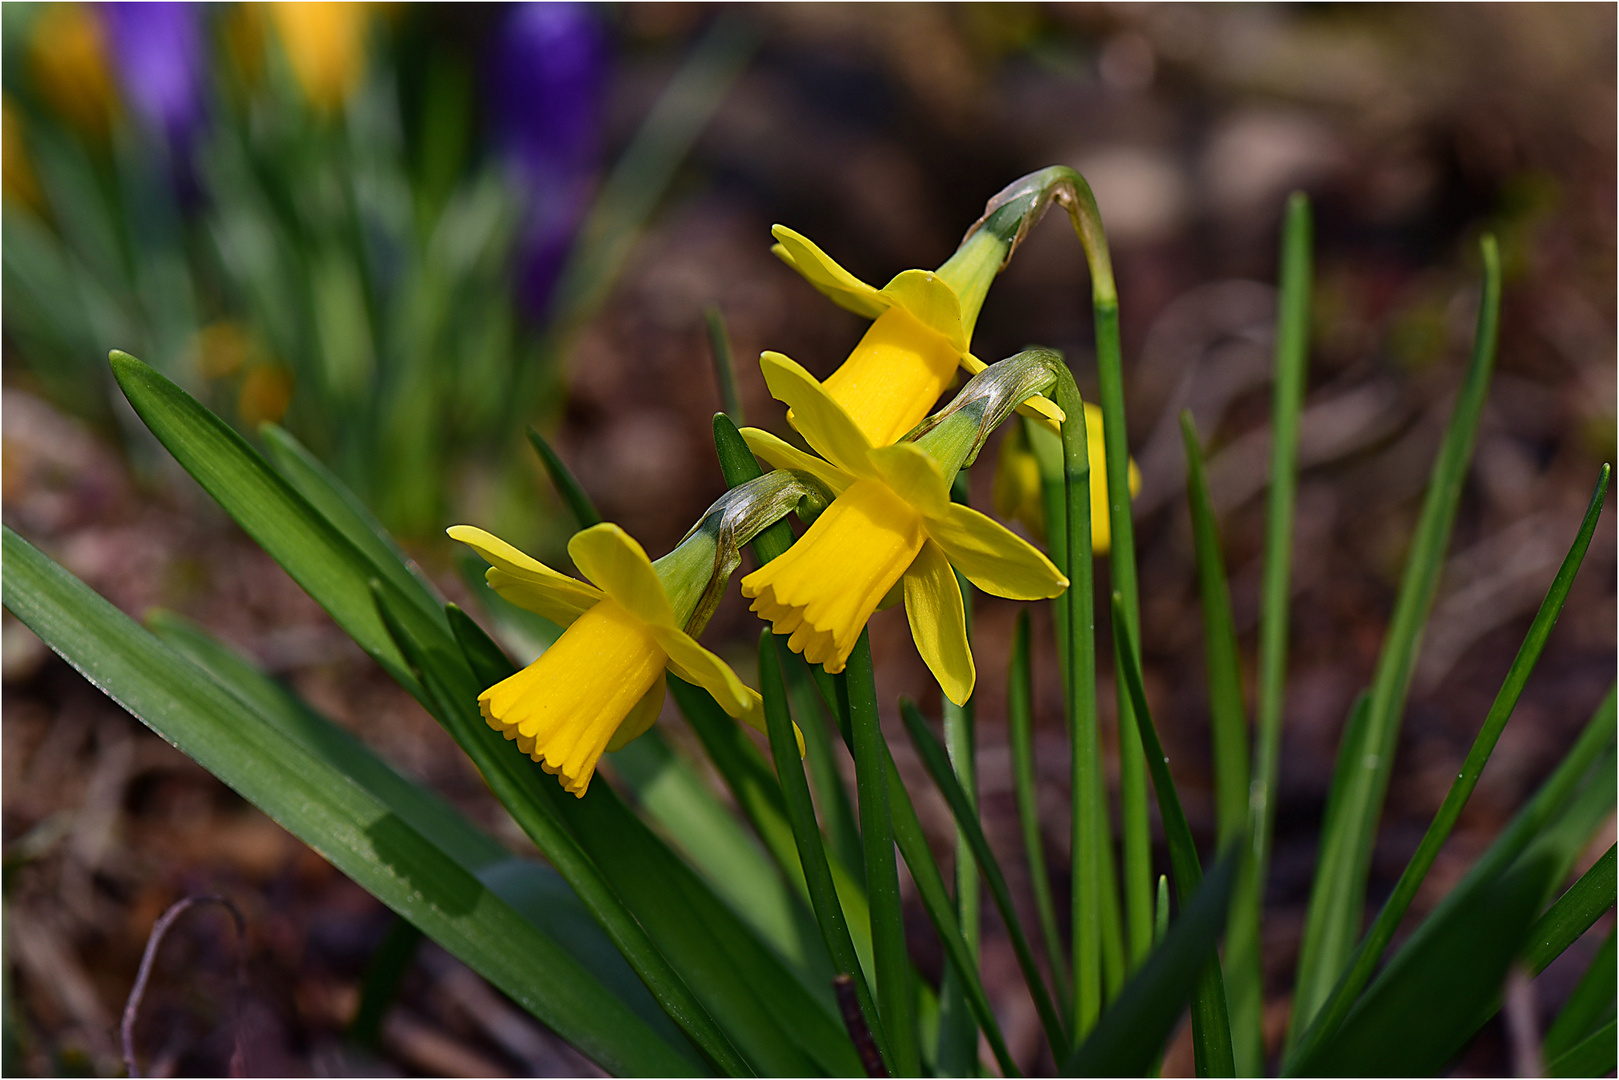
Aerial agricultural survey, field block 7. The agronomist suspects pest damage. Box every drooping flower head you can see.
[452,472,816,796]
[739,353,1069,705]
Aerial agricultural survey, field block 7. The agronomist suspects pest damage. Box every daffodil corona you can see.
[740,352,1069,705]
[450,522,768,796]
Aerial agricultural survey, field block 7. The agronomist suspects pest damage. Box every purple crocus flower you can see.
[488,2,608,319]
[103,2,206,151]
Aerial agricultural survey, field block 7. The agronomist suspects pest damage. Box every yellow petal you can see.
[770,225,887,320]
[759,351,876,479]
[822,306,962,447]
[875,269,968,356]
[653,627,804,754]
[925,503,1068,600]
[868,441,950,519]
[903,540,975,706]
[738,427,854,495]
[478,598,666,797]
[448,524,602,626]
[567,523,677,629]
[742,479,925,674]
[606,679,666,752]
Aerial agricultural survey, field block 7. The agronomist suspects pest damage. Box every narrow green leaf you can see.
[1064,857,1240,1078]
[1229,191,1312,1076]
[1289,465,1612,1061]
[881,736,1020,1078]
[1111,594,1236,1077]
[758,632,888,1068]
[1155,876,1171,946]
[108,350,420,696]
[1009,608,1071,1017]
[1286,848,1560,1078]
[902,699,1069,1060]
[706,305,744,425]
[526,427,603,529]
[441,603,861,1077]
[1525,844,1616,977]
[1,527,700,1077]
[1547,1017,1617,1079]
[1542,927,1615,1064]
[845,635,920,1077]
[1179,413,1249,850]
[259,422,446,633]
[348,919,423,1047]
[1287,234,1502,1049]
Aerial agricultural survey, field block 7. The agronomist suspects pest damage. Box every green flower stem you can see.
[1230,192,1312,1074]
[706,306,744,426]
[1287,464,1610,1065]
[937,475,983,1076]
[1046,361,1105,1039]
[758,631,890,1070]
[844,633,921,1077]
[1009,609,1072,1018]
[1111,595,1237,1077]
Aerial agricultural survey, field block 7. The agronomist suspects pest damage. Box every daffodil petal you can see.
[869,441,951,518]
[904,540,975,706]
[448,524,602,625]
[876,268,967,356]
[926,503,1069,600]
[738,427,855,495]
[653,626,804,754]
[567,523,678,628]
[606,679,665,752]
[759,351,876,479]
[770,224,887,320]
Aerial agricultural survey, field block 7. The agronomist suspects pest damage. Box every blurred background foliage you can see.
[2,3,1613,1076]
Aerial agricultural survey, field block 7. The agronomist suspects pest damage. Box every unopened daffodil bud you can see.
[451,472,823,796]
[992,413,1136,554]
[768,173,1071,448]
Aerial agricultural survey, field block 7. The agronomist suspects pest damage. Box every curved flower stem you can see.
[1047,360,1104,1041]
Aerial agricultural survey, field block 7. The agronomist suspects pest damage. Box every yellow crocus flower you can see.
[268,2,369,112]
[739,352,1068,705]
[450,521,770,797]
[772,225,1064,447]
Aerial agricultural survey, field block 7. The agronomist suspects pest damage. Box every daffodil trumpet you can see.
[739,351,1075,706]
[770,185,1069,449]
[451,472,825,796]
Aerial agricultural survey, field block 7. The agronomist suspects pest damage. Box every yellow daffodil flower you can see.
[450,521,770,797]
[27,3,117,138]
[738,352,1069,705]
[992,411,1141,554]
[772,225,1065,447]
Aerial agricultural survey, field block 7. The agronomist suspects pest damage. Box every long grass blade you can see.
[1546,1017,1617,1079]
[1542,926,1615,1065]
[1227,191,1312,1075]
[758,631,889,1067]
[1525,843,1616,977]
[1111,594,1236,1076]
[1288,465,1610,1059]
[1009,609,1072,1016]
[1,528,701,1077]
[902,700,1070,1060]
[1287,233,1502,1049]
[845,634,921,1077]
[1064,857,1240,1078]
[527,427,603,528]
[706,305,744,425]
